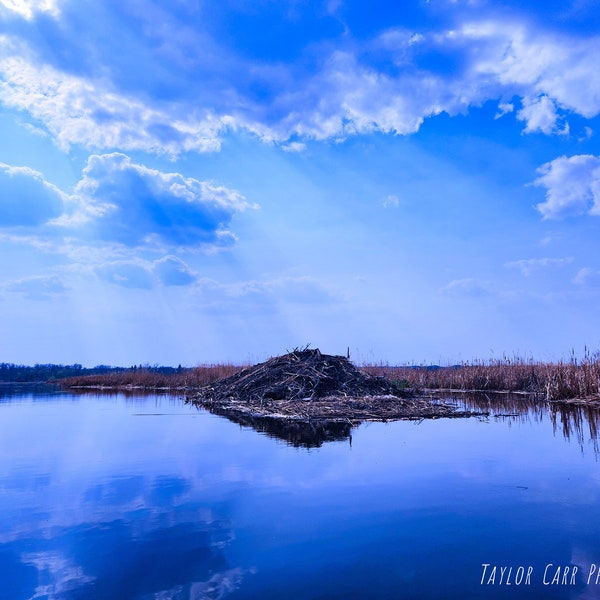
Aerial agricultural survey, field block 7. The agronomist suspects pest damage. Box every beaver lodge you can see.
[186,348,484,436]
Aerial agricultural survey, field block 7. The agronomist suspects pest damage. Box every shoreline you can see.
[59,383,600,409]
[185,392,488,424]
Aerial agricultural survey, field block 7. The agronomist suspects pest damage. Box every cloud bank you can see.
[1,6,600,153]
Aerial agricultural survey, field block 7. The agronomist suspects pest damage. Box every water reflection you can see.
[67,387,187,402]
[0,472,245,600]
[207,410,353,448]
[0,383,62,401]
[195,391,600,452]
[3,389,600,599]
[549,404,600,455]
[6,386,600,453]
[434,391,600,455]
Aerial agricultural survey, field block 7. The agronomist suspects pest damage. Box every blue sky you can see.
[1,0,600,366]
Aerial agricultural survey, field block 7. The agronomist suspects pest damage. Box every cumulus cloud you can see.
[533,155,600,219]
[69,153,255,248]
[460,21,600,118]
[517,95,568,135]
[292,20,600,140]
[504,257,573,276]
[0,154,254,251]
[0,162,65,226]
[274,49,449,140]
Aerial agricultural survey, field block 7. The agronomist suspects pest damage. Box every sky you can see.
[1,0,600,366]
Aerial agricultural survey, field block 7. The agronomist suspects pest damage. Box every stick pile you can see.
[187,349,486,431]
[189,348,401,403]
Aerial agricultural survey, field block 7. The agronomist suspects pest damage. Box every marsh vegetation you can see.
[58,349,600,405]
[364,350,600,404]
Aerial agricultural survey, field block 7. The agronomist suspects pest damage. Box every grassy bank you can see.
[59,352,600,403]
[59,364,243,389]
[363,353,600,402]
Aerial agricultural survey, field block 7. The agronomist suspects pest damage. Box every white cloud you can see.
[0,162,65,226]
[534,155,600,219]
[281,20,600,142]
[69,153,255,248]
[281,141,307,153]
[517,95,568,135]
[286,50,445,139]
[1,12,600,152]
[0,154,256,251]
[0,0,59,19]
[0,52,228,155]
[461,21,600,118]
[494,101,514,119]
[504,257,573,276]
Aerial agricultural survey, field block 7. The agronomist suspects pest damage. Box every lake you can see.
[1,386,600,600]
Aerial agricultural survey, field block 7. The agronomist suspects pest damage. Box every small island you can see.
[185,348,484,424]
[49,346,600,444]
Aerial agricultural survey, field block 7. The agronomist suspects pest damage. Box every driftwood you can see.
[186,349,485,434]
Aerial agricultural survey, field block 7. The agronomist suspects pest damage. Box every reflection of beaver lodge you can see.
[187,349,484,442]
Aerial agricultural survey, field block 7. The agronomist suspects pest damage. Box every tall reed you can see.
[362,350,600,402]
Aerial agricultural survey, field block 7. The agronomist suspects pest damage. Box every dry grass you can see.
[362,351,600,402]
[60,364,244,389]
[60,350,600,403]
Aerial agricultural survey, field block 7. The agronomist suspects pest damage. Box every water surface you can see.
[1,387,600,599]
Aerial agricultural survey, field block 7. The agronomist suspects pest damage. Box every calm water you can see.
[1,387,600,600]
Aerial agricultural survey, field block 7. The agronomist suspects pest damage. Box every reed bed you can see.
[59,351,600,404]
[59,364,244,389]
[361,352,600,402]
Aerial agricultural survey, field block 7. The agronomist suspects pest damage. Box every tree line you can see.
[0,363,183,383]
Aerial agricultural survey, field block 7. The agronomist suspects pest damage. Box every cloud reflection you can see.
[0,470,247,600]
